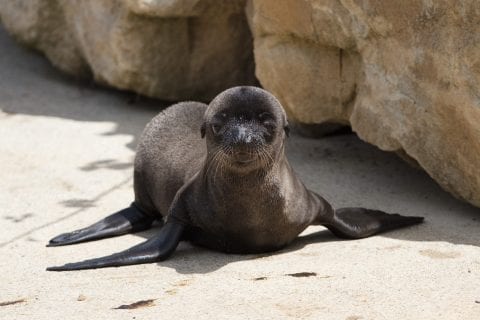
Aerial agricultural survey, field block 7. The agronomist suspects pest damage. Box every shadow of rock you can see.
[80,159,134,171]
[288,133,480,247]
[0,25,169,151]
[4,213,34,223]
[60,199,96,208]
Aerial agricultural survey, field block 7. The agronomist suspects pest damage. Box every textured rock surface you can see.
[250,0,480,207]
[0,0,255,101]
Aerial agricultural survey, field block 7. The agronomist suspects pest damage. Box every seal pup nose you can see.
[232,126,253,145]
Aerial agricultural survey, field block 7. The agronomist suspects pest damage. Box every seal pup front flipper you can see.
[47,203,155,247]
[322,208,424,239]
[47,178,196,271]
[46,220,184,271]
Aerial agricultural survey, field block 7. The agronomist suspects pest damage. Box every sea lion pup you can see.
[47,86,423,271]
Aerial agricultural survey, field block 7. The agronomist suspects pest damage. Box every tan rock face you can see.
[0,0,255,101]
[250,0,480,206]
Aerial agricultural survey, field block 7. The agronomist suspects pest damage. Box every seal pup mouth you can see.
[232,151,257,165]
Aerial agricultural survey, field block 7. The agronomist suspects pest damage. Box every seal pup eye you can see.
[258,112,272,121]
[211,123,222,134]
[258,112,275,129]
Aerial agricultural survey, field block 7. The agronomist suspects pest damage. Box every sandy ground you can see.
[0,25,479,320]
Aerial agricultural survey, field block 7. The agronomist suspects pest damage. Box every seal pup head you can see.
[201,86,289,173]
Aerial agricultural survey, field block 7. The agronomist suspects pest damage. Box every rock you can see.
[0,0,255,101]
[249,0,480,207]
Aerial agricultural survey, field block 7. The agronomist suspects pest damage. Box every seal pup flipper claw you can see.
[324,208,424,239]
[46,221,184,271]
[47,203,155,247]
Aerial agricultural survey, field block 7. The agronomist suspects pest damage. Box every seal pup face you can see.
[201,86,289,173]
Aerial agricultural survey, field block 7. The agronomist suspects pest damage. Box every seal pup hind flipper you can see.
[47,203,155,247]
[318,207,424,239]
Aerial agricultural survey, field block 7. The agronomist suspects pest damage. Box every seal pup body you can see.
[47,86,423,271]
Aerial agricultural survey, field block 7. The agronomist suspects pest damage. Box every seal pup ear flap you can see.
[201,122,206,138]
[280,110,290,137]
[284,121,290,137]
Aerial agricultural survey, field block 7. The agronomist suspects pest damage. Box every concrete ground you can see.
[0,25,479,320]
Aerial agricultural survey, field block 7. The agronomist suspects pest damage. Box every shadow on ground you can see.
[0,26,170,151]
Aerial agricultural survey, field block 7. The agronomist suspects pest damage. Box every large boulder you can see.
[249,0,480,207]
[0,0,256,101]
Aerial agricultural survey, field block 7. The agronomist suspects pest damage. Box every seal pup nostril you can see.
[232,126,249,144]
